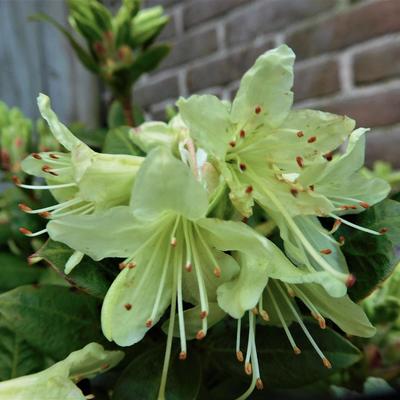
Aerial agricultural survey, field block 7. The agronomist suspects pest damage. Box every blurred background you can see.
[0,0,399,165]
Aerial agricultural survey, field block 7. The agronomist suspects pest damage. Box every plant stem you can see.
[120,94,135,126]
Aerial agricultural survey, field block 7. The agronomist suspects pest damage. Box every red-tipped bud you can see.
[296,156,304,168]
[124,303,132,310]
[307,136,317,143]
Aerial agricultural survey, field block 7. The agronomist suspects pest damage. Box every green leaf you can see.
[129,44,170,82]
[29,13,99,73]
[0,285,104,360]
[336,199,400,301]
[0,253,42,294]
[112,346,202,400]
[0,320,46,381]
[205,320,361,389]
[37,240,113,299]
[103,127,143,155]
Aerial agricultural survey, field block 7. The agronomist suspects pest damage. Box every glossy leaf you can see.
[37,240,113,299]
[112,346,202,400]
[0,285,104,360]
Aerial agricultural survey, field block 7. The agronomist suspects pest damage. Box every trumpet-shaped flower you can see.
[177,45,390,290]
[44,146,335,399]
[16,94,143,271]
[217,250,375,396]
[0,343,123,400]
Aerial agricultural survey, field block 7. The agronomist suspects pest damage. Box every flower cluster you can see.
[18,45,390,399]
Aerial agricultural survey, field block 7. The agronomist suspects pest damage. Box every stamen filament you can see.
[21,228,48,237]
[328,213,381,236]
[17,182,77,190]
[236,318,244,362]
[22,198,81,214]
[177,260,187,359]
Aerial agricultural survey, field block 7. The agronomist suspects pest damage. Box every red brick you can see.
[226,0,335,47]
[286,0,400,60]
[160,27,218,70]
[294,57,340,102]
[186,39,274,92]
[354,40,400,85]
[183,0,248,30]
[320,85,400,127]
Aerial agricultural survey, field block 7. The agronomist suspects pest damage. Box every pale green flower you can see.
[217,249,375,396]
[0,343,123,400]
[16,94,143,272]
[177,45,390,290]
[44,146,328,399]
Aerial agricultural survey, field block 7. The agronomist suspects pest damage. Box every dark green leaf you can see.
[130,44,170,82]
[336,199,400,301]
[0,285,104,360]
[0,319,46,381]
[103,127,143,156]
[69,123,106,149]
[205,320,361,389]
[107,100,144,129]
[0,252,42,293]
[37,240,113,299]
[113,345,202,400]
[29,13,99,73]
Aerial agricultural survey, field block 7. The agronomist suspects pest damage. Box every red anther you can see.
[290,188,298,197]
[185,263,192,272]
[323,152,333,161]
[293,346,302,355]
[200,310,208,319]
[255,106,262,114]
[331,220,341,232]
[256,378,264,390]
[213,267,221,278]
[296,156,304,168]
[93,41,106,55]
[18,203,32,212]
[320,248,332,255]
[229,140,236,147]
[260,310,269,321]
[379,227,388,234]
[127,262,136,269]
[19,227,32,235]
[318,316,326,329]
[297,130,304,138]
[239,163,247,171]
[12,175,21,185]
[118,262,127,270]
[236,351,244,362]
[101,363,110,370]
[241,217,249,224]
[339,235,345,245]
[359,202,370,209]
[245,185,253,194]
[340,205,350,210]
[145,320,153,328]
[32,153,42,160]
[39,211,51,218]
[41,165,58,176]
[309,184,315,191]
[245,362,252,375]
[307,136,317,143]
[170,237,177,247]
[346,274,356,288]
[179,351,187,360]
[124,303,132,310]
[350,205,357,210]
[239,129,246,138]
[49,153,60,159]
[323,358,332,369]
[252,307,259,315]
[196,330,205,340]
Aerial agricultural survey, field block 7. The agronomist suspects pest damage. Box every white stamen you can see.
[328,213,381,235]
[17,182,77,190]
[23,228,48,237]
[236,317,243,362]
[177,261,187,358]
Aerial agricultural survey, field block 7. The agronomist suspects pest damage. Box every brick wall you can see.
[138,0,400,166]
